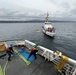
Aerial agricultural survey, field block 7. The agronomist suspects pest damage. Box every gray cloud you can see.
[70,8,76,15]
[0,0,76,21]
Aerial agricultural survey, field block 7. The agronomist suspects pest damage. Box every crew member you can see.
[6,44,14,61]
[27,44,38,60]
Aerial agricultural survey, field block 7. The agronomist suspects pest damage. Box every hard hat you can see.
[10,43,13,47]
[34,44,38,48]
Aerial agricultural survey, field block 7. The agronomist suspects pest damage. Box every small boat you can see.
[0,39,76,75]
[42,13,55,37]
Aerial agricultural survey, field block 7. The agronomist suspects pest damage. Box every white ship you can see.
[42,13,55,37]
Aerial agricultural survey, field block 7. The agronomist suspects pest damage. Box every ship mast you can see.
[45,12,49,22]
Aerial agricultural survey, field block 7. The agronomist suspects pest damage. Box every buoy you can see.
[36,29,40,32]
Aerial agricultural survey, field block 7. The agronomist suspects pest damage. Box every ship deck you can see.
[0,46,62,75]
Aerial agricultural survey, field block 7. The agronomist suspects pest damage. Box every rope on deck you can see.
[3,61,8,75]
[0,65,3,75]
[0,54,6,59]
[0,61,8,75]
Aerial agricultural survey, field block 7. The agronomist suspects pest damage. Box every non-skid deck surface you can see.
[0,42,62,75]
[0,51,62,75]
[18,48,35,62]
[14,47,35,65]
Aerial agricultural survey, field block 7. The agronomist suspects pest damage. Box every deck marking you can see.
[14,49,31,65]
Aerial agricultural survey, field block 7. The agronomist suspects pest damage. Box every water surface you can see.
[0,22,76,60]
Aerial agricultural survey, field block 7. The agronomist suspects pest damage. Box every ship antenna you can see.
[45,12,49,22]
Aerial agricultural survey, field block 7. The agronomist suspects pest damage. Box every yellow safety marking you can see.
[0,65,3,75]
[19,54,31,65]
[14,49,31,65]
[54,55,68,71]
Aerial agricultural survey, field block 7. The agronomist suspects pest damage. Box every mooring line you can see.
[0,61,8,75]
[3,61,8,75]
[0,65,3,75]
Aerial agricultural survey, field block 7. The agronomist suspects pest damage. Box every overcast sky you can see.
[0,0,76,21]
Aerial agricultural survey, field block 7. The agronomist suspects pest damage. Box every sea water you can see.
[0,22,76,60]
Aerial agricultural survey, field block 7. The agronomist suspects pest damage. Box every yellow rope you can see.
[0,61,8,75]
[54,55,68,71]
[3,61,8,75]
[0,65,3,75]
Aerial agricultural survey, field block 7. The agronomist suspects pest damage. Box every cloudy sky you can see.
[0,0,76,21]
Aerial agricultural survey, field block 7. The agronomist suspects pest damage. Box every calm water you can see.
[0,22,76,60]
